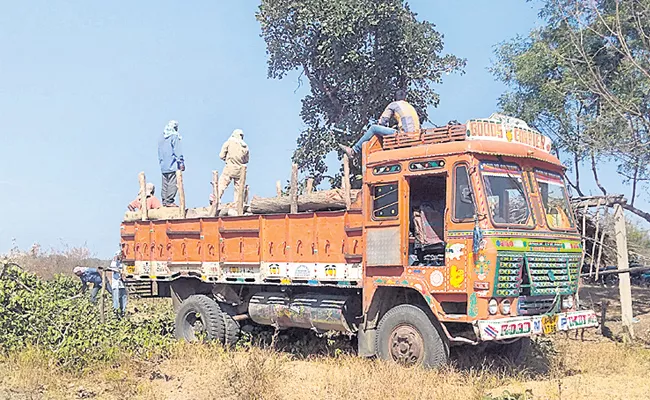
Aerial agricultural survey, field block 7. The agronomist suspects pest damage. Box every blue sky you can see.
[2,1,645,257]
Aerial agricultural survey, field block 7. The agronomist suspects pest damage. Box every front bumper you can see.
[475,309,598,341]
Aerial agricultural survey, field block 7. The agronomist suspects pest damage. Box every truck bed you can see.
[120,210,365,288]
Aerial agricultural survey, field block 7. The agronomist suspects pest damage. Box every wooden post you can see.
[614,203,634,342]
[236,166,247,216]
[343,154,351,209]
[276,181,282,197]
[210,170,219,217]
[290,164,298,214]
[100,268,106,323]
[139,172,148,221]
[305,178,314,194]
[244,185,250,204]
[176,170,186,218]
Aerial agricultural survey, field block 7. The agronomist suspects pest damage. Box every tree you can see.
[492,0,650,222]
[256,0,464,186]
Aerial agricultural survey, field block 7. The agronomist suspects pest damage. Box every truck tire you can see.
[218,302,242,346]
[175,295,224,342]
[375,304,449,368]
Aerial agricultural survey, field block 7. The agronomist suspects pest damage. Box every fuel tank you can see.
[248,292,360,333]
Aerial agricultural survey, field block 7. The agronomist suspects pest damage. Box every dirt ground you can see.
[2,284,649,400]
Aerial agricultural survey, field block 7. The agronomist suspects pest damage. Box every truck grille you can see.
[517,295,556,315]
[526,255,580,296]
[495,253,580,297]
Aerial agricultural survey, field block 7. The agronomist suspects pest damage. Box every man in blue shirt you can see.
[73,266,111,303]
[158,120,185,207]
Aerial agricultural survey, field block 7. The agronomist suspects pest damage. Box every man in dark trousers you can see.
[158,120,185,207]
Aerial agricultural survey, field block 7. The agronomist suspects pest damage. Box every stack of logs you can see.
[132,155,355,220]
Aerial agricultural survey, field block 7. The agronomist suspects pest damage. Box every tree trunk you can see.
[250,189,359,214]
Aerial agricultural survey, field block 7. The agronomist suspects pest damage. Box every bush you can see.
[0,263,174,371]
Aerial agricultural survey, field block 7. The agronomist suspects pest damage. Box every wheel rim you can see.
[183,311,206,341]
[389,324,424,366]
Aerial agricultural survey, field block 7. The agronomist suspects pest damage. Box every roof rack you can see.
[381,124,467,150]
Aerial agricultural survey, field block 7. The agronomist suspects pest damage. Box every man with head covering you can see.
[218,129,249,203]
[109,250,128,318]
[339,89,420,158]
[127,182,162,211]
[73,266,111,303]
[158,120,185,207]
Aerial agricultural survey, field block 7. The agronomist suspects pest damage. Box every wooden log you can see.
[139,172,148,221]
[210,170,219,217]
[276,181,282,197]
[100,268,106,323]
[614,203,634,342]
[236,166,247,216]
[244,185,250,204]
[250,189,360,214]
[305,178,314,194]
[290,164,298,214]
[343,154,351,209]
[176,170,186,218]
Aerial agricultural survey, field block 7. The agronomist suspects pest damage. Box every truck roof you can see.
[366,114,562,168]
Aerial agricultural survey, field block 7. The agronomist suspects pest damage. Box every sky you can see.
[1,0,646,258]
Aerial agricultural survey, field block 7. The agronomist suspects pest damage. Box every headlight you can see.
[488,298,498,315]
[500,299,511,315]
[562,295,575,310]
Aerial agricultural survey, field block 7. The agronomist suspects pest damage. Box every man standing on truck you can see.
[217,129,249,203]
[158,120,185,207]
[73,266,111,303]
[127,182,162,211]
[339,89,420,158]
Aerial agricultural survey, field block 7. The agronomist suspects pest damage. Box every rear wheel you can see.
[175,295,223,342]
[375,304,449,368]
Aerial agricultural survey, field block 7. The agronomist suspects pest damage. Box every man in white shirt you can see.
[109,250,128,317]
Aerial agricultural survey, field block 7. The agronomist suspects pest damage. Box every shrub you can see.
[0,263,174,371]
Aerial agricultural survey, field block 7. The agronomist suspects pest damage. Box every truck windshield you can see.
[535,169,574,230]
[479,162,531,226]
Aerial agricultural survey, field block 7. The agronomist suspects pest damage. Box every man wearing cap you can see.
[218,129,249,203]
[339,89,420,158]
[127,182,162,211]
[109,251,128,318]
[73,266,111,303]
[158,120,185,207]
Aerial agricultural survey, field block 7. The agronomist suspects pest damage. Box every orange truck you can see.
[120,113,598,367]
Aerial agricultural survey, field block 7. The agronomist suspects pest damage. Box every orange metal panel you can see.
[167,220,202,263]
[201,219,220,262]
[219,216,261,264]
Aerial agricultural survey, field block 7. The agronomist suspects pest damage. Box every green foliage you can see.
[482,390,533,400]
[626,219,650,262]
[492,0,650,218]
[256,0,464,186]
[0,263,174,370]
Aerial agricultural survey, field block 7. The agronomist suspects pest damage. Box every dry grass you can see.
[2,336,649,400]
[3,242,107,279]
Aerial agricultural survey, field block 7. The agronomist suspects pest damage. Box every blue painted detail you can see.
[337,281,351,286]
[307,279,319,285]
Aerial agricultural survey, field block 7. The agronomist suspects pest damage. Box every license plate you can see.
[542,315,558,335]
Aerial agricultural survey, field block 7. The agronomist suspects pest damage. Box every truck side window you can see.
[454,165,475,220]
[373,183,398,218]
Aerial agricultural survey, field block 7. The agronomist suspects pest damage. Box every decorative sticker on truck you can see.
[476,310,599,340]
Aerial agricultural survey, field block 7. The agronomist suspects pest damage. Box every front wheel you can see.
[375,304,449,368]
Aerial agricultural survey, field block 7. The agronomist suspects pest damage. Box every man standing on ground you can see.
[109,251,128,318]
[158,120,185,207]
[73,266,111,303]
[218,129,249,203]
[339,89,420,158]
